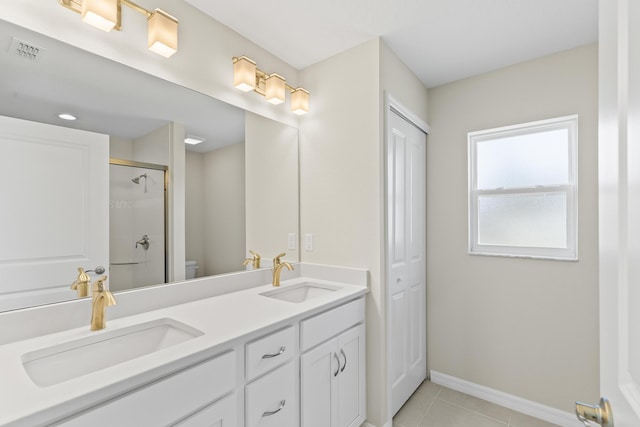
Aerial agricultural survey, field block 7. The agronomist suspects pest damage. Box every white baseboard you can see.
[430,370,584,427]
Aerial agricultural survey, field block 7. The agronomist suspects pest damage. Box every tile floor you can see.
[393,381,561,427]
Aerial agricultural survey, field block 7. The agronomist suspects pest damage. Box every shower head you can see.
[131,173,147,184]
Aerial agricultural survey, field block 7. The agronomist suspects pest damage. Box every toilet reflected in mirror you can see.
[185,260,198,279]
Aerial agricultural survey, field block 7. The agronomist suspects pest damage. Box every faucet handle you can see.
[71,267,91,297]
[92,275,109,294]
[274,252,287,265]
[243,250,262,269]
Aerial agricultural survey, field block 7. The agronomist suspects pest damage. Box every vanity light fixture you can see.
[233,56,257,92]
[81,0,119,32]
[290,88,310,116]
[265,74,286,105]
[232,56,310,115]
[59,0,178,58]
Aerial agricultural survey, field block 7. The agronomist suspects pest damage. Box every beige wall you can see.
[109,136,133,159]
[426,44,599,412]
[299,38,430,427]
[245,112,300,262]
[185,145,246,276]
[185,151,205,274]
[300,39,384,425]
[380,42,429,121]
[203,143,246,275]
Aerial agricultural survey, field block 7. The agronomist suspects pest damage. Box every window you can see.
[468,115,578,260]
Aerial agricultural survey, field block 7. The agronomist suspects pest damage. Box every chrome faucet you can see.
[90,276,117,331]
[243,250,261,269]
[136,234,150,250]
[272,252,294,287]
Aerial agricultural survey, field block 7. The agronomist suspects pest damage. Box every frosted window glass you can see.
[477,192,567,248]
[476,129,569,189]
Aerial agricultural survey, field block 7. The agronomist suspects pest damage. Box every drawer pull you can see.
[340,349,347,372]
[261,346,286,359]
[262,400,286,417]
[333,352,340,377]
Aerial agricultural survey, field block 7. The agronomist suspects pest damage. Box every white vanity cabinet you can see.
[56,351,236,427]
[174,393,237,427]
[21,292,367,427]
[300,299,366,427]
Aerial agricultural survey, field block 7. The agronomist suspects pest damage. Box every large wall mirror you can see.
[0,19,299,312]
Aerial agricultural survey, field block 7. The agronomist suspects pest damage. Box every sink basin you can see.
[260,282,340,303]
[22,318,203,387]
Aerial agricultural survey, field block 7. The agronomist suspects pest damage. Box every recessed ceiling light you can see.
[58,113,77,121]
[184,136,205,145]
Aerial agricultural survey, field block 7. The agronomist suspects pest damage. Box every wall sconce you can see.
[59,0,178,58]
[233,56,310,115]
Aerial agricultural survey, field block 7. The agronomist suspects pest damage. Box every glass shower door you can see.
[109,161,166,292]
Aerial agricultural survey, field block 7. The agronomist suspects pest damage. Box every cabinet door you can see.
[337,324,366,427]
[173,393,236,427]
[300,338,338,427]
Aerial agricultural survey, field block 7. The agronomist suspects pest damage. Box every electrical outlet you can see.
[288,233,296,250]
[304,234,314,251]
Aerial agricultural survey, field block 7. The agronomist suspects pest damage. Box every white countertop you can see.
[0,276,367,426]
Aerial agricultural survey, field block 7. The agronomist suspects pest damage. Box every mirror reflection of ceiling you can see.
[0,19,244,153]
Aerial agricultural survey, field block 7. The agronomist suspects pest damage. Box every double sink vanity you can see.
[0,264,368,427]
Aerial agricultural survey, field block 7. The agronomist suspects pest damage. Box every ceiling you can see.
[184,0,599,88]
[0,1,599,151]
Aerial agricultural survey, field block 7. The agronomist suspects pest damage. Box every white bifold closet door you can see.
[387,108,427,415]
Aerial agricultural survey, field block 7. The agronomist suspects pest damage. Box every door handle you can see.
[575,397,613,427]
[333,352,340,377]
[340,348,347,372]
[85,265,106,275]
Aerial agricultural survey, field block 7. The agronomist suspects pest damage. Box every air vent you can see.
[8,37,44,62]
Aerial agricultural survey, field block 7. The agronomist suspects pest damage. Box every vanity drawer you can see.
[300,297,365,351]
[58,350,236,426]
[245,360,297,427]
[173,392,237,427]
[246,325,296,381]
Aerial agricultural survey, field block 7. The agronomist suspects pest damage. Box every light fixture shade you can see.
[234,56,257,92]
[148,9,178,58]
[81,0,119,32]
[265,74,286,105]
[291,88,310,115]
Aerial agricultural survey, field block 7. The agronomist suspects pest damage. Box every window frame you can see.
[468,115,578,260]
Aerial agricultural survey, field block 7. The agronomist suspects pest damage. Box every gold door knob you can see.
[575,397,613,427]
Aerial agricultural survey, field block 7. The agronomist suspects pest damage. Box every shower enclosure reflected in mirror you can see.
[109,160,167,292]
